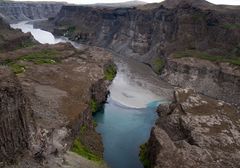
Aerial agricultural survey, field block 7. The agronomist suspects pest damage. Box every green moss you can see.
[222,23,240,30]
[20,49,58,65]
[93,120,98,127]
[173,50,240,66]
[90,99,100,114]
[153,58,165,73]
[0,49,59,74]
[68,26,76,33]
[139,143,151,168]
[80,125,87,134]
[104,64,117,81]
[71,138,102,162]
[9,63,25,74]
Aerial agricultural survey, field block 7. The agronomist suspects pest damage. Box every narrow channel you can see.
[11,20,172,168]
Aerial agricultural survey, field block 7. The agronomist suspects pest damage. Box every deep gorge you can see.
[0,0,240,168]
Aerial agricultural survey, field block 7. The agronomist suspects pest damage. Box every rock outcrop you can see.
[162,56,240,105]
[146,88,240,168]
[0,41,114,167]
[0,67,32,165]
[0,18,35,51]
[0,1,64,23]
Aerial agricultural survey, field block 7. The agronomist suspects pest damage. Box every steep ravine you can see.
[0,21,114,167]
[45,0,240,105]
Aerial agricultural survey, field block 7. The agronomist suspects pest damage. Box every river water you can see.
[11,21,172,168]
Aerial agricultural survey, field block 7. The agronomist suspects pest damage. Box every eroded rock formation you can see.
[0,18,35,51]
[162,56,240,105]
[147,88,240,168]
[0,1,64,23]
[44,0,240,105]
[0,40,114,167]
[52,0,240,69]
[0,67,32,164]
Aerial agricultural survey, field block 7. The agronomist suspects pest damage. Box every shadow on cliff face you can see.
[49,0,240,70]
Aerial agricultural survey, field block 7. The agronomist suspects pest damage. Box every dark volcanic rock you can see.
[0,1,64,23]
[147,88,240,168]
[0,18,36,51]
[162,56,240,106]
[0,67,31,164]
[52,0,240,70]
[46,0,240,105]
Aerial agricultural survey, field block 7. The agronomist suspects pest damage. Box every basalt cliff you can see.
[0,1,64,23]
[47,0,240,105]
[144,88,240,168]
[0,19,113,168]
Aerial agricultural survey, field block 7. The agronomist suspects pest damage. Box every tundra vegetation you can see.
[173,50,240,66]
[1,49,59,74]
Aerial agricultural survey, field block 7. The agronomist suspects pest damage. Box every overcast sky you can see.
[14,0,240,5]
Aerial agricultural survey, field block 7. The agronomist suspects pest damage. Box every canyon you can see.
[45,0,240,105]
[0,0,240,168]
[0,18,114,168]
[0,1,63,23]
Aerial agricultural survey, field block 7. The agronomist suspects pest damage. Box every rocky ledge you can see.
[0,18,36,52]
[162,56,240,106]
[145,88,240,168]
[0,43,114,167]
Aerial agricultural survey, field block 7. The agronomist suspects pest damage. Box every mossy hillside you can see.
[71,125,103,163]
[173,50,240,66]
[139,143,151,168]
[104,64,117,81]
[71,138,103,163]
[1,49,59,74]
[20,49,59,64]
[64,25,76,36]
[152,58,165,74]
[90,99,100,114]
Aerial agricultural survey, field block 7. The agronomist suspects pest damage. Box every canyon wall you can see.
[0,43,114,167]
[53,0,240,71]
[162,57,240,105]
[0,2,64,23]
[146,88,240,168]
[50,0,240,105]
[0,67,31,164]
[0,18,35,51]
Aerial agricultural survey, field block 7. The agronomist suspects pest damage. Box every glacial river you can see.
[11,21,172,168]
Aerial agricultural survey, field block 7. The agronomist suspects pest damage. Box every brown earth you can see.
[0,42,114,168]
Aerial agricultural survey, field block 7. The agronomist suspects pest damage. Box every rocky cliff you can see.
[0,38,114,167]
[48,0,240,105]
[0,9,115,166]
[0,67,32,165]
[52,0,240,68]
[0,1,64,23]
[0,18,35,51]
[145,88,240,168]
[162,56,240,105]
